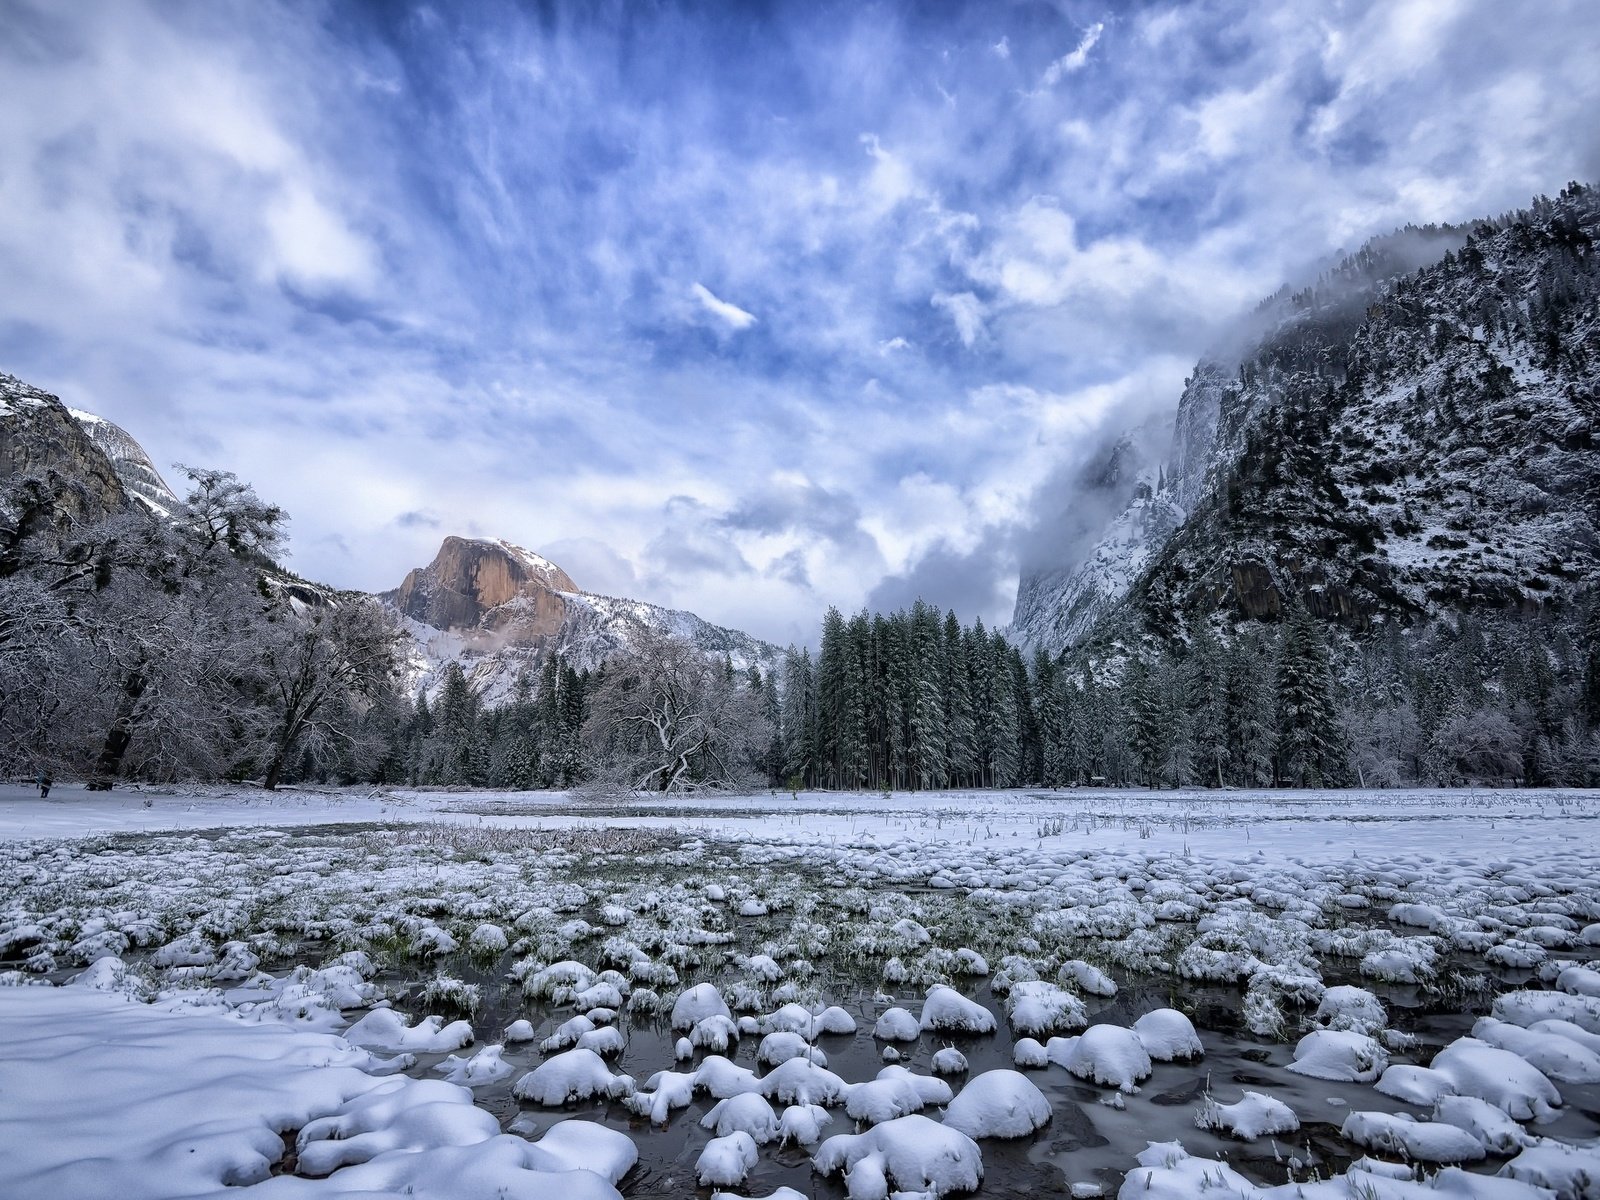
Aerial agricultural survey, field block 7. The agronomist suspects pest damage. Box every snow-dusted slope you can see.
[386,536,782,702]
[1017,186,1599,652]
[67,408,181,518]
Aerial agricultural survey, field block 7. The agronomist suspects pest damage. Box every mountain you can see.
[0,374,130,526]
[1015,183,1600,654]
[385,535,783,703]
[67,408,181,518]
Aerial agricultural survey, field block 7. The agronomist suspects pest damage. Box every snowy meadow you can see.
[2,786,1599,1199]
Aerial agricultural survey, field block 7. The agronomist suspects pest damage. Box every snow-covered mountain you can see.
[385,534,783,703]
[1015,184,1599,654]
[0,374,131,526]
[67,408,181,518]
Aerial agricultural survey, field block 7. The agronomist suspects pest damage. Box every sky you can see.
[2,0,1598,647]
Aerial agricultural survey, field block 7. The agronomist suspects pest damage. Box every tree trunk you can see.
[87,669,146,790]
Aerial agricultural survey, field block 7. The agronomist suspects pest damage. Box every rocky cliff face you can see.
[1016,184,1600,652]
[386,535,782,702]
[68,409,181,518]
[0,374,129,525]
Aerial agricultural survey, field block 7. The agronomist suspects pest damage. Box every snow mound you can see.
[1005,980,1088,1037]
[814,1113,983,1199]
[920,986,997,1035]
[696,1130,758,1187]
[511,1048,632,1106]
[672,983,731,1031]
[942,1069,1051,1139]
[1341,1111,1488,1163]
[1195,1091,1299,1140]
[1285,1029,1388,1082]
[1499,1139,1600,1197]
[874,1006,921,1041]
[1472,1017,1600,1083]
[1062,1025,1152,1092]
[1434,1095,1532,1157]
[759,1057,850,1106]
[1132,1009,1202,1061]
[777,1103,832,1146]
[844,1065,952,1125]
[932,1047,968,1075]
[345,1009,475,1053]
[1431,1038,1562,1121]
[1315,985,1388,1035]
[702,1093,780,1143]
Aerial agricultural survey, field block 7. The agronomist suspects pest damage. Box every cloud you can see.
[930,291,986,347]
[1,0,1596,648]
[690,281,757,330]
[1040,22,1104,87]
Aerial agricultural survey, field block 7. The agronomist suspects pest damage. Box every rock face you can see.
[391,536,578,637]
[386,536,782,702]
[1015,184,1600,652]
[0,374,129,525]
[68,409,181,517]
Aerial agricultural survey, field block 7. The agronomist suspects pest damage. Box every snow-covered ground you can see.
[3,785,1599,1198]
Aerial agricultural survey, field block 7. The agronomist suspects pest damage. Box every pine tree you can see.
[1275,604,1346,786]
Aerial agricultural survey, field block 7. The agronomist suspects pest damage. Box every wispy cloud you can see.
[1,0,1596,646]
[690,282,758,331]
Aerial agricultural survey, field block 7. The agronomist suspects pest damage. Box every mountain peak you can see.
[391,535,579,633]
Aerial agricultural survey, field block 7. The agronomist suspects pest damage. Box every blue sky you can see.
[3,0,1598,645]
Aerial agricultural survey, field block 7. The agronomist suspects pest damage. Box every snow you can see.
[844,1065,952,1125]
[874,1006,921,1040]
[942,1068,1051,1139]
[510,1048,632,1106]
[1195,1090,1299,1139]
[1429,1038,1563,1121]
[696,1131,759,1186]
[1286,1028,1389,1082]
[1131,1008,1203,1061]
[932,1047,969,1075]
[672,982,731,1030]
[344,1009,474,1053]
[1005,979,1088,1036]
[920,984,998,1034]
[814,1113,984,1199]
[702,1093,780,1143]
[0,986,633,1199]
[1341,1111,1488,1163]
[1061,1024,1153,1092]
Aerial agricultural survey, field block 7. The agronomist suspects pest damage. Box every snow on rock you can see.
[467,923,509,955]
[1494,991,1600,1037]
[690,1014,741,1053]
[844,1065,952,1125]
[942,1069,1051,1139]
[1376,1064,1458,1105]
[436,1044,513,1085]
[1285,1029,1389,1082]
[757,1030,825,1067]
[511,1048,632,1106]
[932,1048,968,1075]
[702,1093,780,1144]
[1059,960,1117,997]
[624,1069,696,1125]
[1131,1009,1203,1061]
[814,1113,983,1200]
[920,986,997,1035]
[1062,1025,1153,1092]
[1004,980,1088,1037]
[1340,1111,1488,1163]
[874,1007,921,1041]
[695,1054,761,1099]
[1315,985,1389,1035]
[1434,1095,1533,1157]
[1430,1038,1563,1121]
[777,1103,832,1147]
[759,1057,850,1107]
[522,961,598,1004]
[1115,1141,1261,1199]
[1498,1139,1600,1198]
[1195,1091,1299,1140]
[1012,1037,1048,1068]
[541,1015,597,1052]
[815,1006,858,1035]
[504,1020,536,1043]
[576,1026,626,1058]
[0,986,634,1200]
[696,1131,759,1187]
[344,1009,475,1053]
[672,983,732,1031]
[1472,1017,1600,1083]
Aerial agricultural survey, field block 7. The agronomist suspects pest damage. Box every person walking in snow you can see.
[36,770,51,799]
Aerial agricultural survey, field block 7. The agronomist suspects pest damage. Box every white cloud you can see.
[992,36,1011,60]
[1040,22,1104,87]
[930,291,986,347]
[690,281,758,330]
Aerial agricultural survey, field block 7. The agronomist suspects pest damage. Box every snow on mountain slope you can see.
[67,408,181,518]
[386,535,782,702]
[1016,186,1599,653]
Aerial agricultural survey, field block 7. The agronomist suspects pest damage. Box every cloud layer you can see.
[2,0,1597,646]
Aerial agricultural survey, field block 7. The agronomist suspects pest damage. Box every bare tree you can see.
[255,598,403,790]
[581,627,768,794]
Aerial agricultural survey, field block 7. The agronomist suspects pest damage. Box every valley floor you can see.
[2,785,1599,1198]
